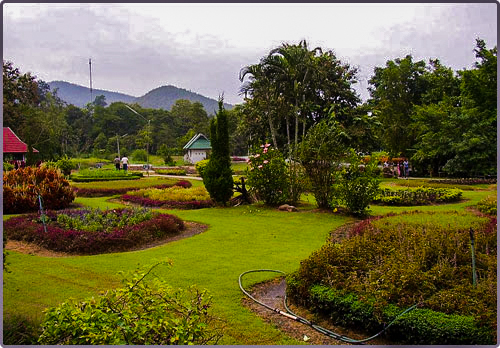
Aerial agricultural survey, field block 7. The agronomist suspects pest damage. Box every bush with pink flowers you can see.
[246,143,289,206]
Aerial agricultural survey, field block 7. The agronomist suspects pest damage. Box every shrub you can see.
[373,187,462,206]
[131,149,148,162]
[3,314,41,345]
[476,195,497,215]
[195,159,210,178]
[247,144,289,206]
[3,166,75,214]
[4,209,185,254]
[299,120,348,209]
[333,151,381,216]
[157,144,176,166]
[55,156,74,176]
[297,284,494,344]
[3,161,14,171]
[38,262,222,345]
[288,211,496,342]
[203,99,234,205]
[156,168,187,176]
[70,168,143,182]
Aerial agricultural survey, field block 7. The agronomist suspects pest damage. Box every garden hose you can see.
[238,269,419,344]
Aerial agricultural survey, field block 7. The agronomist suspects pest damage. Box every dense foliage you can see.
[4,208,185,254]
[476,195,497,216]
[298,121,348,209]
[203,99,234,205]
[333,152,381,215]
[288,211,496,343]
[246,144,290,206]
[373,187,463,205]
[38,262,222,345]
[3,167,75,214]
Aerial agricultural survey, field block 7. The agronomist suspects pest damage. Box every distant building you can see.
[183,133,211,164]
[3,127,38,161]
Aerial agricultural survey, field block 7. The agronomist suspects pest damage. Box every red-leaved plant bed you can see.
[121,195,214,209]
[3,208,185,254]
[73,180,192,197]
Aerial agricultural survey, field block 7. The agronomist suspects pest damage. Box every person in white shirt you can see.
[121,156,129,172]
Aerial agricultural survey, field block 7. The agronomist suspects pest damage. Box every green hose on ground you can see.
[238,269,418,344]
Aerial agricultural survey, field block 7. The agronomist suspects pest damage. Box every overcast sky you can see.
[3,2,497,105]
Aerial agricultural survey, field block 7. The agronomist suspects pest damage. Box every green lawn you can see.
[3,178,495,344]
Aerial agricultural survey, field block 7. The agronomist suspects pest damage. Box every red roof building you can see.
[3,127,38,161]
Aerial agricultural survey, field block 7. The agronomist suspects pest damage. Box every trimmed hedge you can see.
[121,195,214,209]
[373,187,462,205]
[286,280,494,345]
[155,169,187,176]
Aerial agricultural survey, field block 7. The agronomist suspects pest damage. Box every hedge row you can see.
[70,175,142,182]
[373,187,462,205]
[286,277,494,345]
[73,180,192,197]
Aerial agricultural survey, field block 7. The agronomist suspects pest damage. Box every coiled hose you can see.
[239,269,418,344]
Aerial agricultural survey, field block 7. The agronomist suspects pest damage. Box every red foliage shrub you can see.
[3,167,75,214]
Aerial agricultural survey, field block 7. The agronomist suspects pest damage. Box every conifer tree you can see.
[203,97,233,205]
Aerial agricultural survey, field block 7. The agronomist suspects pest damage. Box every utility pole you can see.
[89,58,93,104]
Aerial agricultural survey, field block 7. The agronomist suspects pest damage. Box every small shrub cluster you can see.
[195,159,210,178]
[476,195,497,215]
[429,178,497,185]
[155,168,187,176]
[70,169,142,182]
[4,208,185,254]
[73,180,191,197]
[55,156,74,176]
[131,149,148,162]
[373,187,462,205]
[3,166,75,214]
[288,283,493,344]
[333,152,380,216]
[247,144,289,206]
[38,262,222,345]
[288,211,496,343]
[3,161,14,171]
[122,186,213,209]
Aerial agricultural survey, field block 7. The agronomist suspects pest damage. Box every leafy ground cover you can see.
[122,186,214,209]
[155,168,187,176]
[4,208,184,254]
[70,168,143,182]
[3,179,496,345]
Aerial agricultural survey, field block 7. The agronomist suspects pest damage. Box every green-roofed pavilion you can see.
[183,133,211,164]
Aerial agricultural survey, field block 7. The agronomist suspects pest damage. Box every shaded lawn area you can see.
[3,179,494,344]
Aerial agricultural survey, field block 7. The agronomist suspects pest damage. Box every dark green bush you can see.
[131,149,148,162]
[302,285,494,344]
[38,262,222,345]
[373,186,462,205]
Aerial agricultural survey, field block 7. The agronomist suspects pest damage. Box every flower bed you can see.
[288,211,497,344]
[3,208,185,254]
[121,186,213,209]
[429,178,497,185]
[73,180,191,197]
[373,187,462,205]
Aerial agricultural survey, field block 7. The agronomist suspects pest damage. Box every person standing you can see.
[121,155,129,172]
[403,159,409,178]
[114,156,121,170]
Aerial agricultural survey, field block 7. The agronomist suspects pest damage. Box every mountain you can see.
[49,81,136,107]
[48,81,232,114]
[135,85,233,114]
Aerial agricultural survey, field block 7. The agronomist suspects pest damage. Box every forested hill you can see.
[135,85,233,114]
[48,81,136,107]
[48,81,233,113]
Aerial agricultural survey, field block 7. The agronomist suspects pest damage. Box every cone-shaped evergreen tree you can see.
[203,97,233,205]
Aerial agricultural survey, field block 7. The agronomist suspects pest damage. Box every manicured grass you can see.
[231,162,249,174]
[3,177,496,344]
